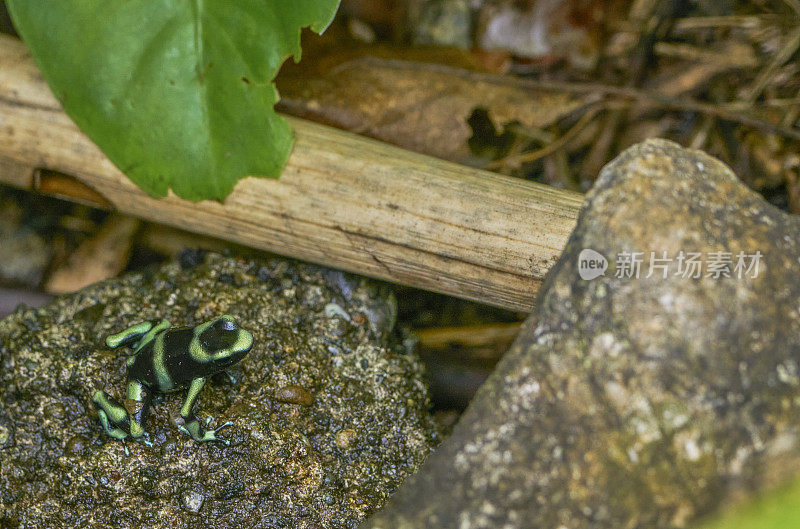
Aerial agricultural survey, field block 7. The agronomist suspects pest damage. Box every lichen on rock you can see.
[0,252,439,529]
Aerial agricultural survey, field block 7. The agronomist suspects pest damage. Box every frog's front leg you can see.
[92,379,152,442]
[177,377,232,444]
[106,319,170,349]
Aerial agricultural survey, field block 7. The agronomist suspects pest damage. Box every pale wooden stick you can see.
[415,323,522,350]
[0,35,582,312]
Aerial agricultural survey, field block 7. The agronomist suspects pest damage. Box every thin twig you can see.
[783,92,800,127]
[673,15,783,31]
[745,97,800,107]
[786,168,800,214]
[654,41,757,68]
[487,104,607,170]
[689,115,715,150]
[742,25,800,103]
[784,0,800,18]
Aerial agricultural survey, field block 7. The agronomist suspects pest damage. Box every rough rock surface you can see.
[0,252,439,529]
[364,139,800,528]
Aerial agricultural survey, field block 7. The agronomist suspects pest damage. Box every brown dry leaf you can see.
[45,214,138,294]
[276,47,584,164]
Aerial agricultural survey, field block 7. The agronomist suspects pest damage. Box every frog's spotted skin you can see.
[92,315,254,445]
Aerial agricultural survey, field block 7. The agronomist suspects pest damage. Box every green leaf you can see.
[7,0,340,201]
[694,478,800,529]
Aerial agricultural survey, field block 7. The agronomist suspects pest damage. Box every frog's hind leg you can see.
[177,377,232,444]
[92,380,153,443]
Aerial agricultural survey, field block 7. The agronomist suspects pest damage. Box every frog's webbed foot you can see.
[92,383,151,444]
[177,377,232,444]
[178,415,233,444]
[93,390,133,441]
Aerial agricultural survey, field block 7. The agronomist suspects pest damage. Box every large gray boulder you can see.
[364,139,800,528]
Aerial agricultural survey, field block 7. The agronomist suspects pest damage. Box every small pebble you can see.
[181,490,204,514]
[275,384,314,406]
[65,435,86,454]
[324,303,351,322]
[178,249,206,270]
[336,429,358,450]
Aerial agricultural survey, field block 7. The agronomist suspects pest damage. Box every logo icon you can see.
[578,249,608,280]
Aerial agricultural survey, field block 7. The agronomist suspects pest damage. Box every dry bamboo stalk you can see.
[0,35,583,312]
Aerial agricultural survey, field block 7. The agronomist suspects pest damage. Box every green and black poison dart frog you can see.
[92,315,254,446]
